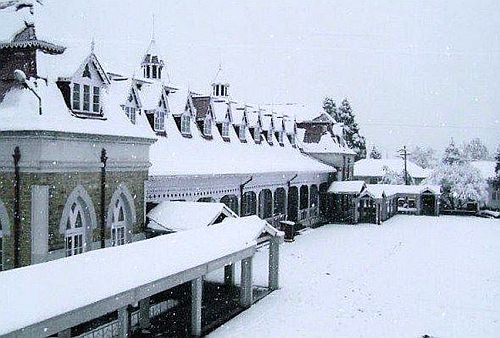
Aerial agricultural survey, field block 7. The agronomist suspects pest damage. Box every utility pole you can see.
[100,148,108,248]
[398,146,411,185]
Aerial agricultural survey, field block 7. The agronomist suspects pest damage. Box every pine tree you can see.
[410,145,437,169]
[369,146,382,159]
[442,139,464,165]
[462,138,490,161]
[322,97,338,121]
[334,98,366,160]
[494,146,500,188]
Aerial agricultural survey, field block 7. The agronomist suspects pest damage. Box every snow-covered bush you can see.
[379,165,406,185]
[425,162,488,209]
[369,146,382,159]
[410,145,437,168]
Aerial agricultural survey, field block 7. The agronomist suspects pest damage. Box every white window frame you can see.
[154,109,165,131]
[92,86,100,113]
[222,121,230,138]
[181,114,191,134]
[111,199,126,246]
[72,83,80,110]
[83,84,90,112]
[123,106,136,124]
[65,202,85,257]
[204,116,212,136]
[239,125,246,141]
[254,126,261,143]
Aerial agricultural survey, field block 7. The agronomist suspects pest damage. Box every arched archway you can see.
[421,190,437,216]
[59,185,97,256]
[241,191,257,216]
[287,186,298,222]
[220,195,239,214]
[300,185,309,210]
[258,189,273,219]
[274,188,286,216]
[107,184,137,246]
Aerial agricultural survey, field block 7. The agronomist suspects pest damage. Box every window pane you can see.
[72,84,80,110]
[83,85,90,111]
[93,86,100,113]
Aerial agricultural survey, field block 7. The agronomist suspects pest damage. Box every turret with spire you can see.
[141,16,164,81]
[211,63,229,98]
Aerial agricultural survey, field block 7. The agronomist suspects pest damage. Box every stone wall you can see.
[0,169,148,269]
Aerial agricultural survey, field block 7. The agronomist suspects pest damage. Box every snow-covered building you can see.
[297,112,357,181]
[471,160,500,210]
[354,158,430,184]
[0,4,353,272]
[328,181,441,224]
[0,12,156,270]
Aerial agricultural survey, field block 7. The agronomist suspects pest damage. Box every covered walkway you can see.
[0,217,283,337]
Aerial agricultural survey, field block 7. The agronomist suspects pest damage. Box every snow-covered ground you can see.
[209,215,500,338]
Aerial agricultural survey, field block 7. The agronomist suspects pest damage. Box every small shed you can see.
[327,180,366,223]
[146,201,237,235]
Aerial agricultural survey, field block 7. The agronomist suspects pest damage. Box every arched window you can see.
[65,201,85,256]
[181,114,191,134]
[111,198,126,246]
[107,184,136,247]
[60,186,97,257]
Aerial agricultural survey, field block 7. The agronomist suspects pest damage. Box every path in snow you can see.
[209,215,500,338]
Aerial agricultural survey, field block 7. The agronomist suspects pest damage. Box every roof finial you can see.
[152,14,156,41]
[91,37,95,53]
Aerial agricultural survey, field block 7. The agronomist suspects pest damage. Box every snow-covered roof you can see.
[471,161,496,180]
[212,99,230,122]
[300,133,356,155]
[328,180,366,194]
[137,81,164,111]
[218,215,284,240]
[0,218,272,336]
[364,184,441,198]
[354,159,429,179]
[167,88,189,116]
[147,201,237,232]
[0,80,155,139]
[149,112,334,176]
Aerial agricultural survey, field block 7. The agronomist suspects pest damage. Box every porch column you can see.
[191,277,203,337]
[435,196,439,216]
[268,236,280,291]
[224,263,236,286]
[353,197,359,224]
[240,256,253,307]
[117,306,131,337]
[139,297,151,330]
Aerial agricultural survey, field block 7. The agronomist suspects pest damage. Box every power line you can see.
[361,122,499,131]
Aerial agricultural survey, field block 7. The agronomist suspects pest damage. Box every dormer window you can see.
[72,84,80,110]
[123,106,136,124]
[92,87,100,113]
[154,110,165,131]
[268,128,274,145]
[278,131,284,144]
[181,114,191,134]
[222,121,230,138]
[239,125,246,141]
[290,133,296,146]
[83,85,90,111]
[204,117,212,136]
[254,127,261,143]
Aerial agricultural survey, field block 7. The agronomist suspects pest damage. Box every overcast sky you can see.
[7,0,500,156]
